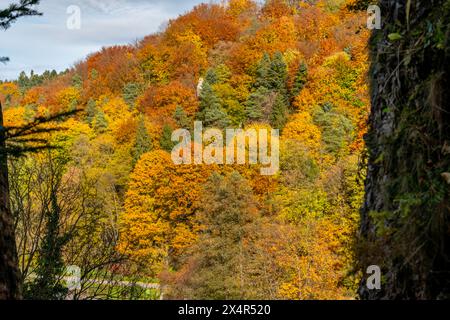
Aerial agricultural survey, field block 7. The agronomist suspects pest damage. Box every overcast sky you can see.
[0,0,209,80]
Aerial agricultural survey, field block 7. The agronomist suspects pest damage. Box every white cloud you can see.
[0,0,205,80]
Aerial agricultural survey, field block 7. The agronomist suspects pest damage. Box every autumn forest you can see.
[0,0,449,302]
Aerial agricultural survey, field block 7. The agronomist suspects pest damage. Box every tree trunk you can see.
[359,0,450,299]
[0,102,21,299]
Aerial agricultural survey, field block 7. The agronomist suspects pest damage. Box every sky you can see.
[0,0,210,81]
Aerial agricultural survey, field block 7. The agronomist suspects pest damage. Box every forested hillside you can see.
[0,0,370,299]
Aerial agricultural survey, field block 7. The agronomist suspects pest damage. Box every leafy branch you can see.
[0,0,41,30]
[0,108,80,157]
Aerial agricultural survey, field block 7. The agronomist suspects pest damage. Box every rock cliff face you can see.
[359,0,450,299]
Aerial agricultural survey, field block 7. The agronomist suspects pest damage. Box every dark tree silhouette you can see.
[0,0,42,300]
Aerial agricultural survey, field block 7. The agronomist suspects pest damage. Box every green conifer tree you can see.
[93,110,108,133]
[86,99,96,125]
[205,68,218,85]
[24,192,68,300]
[174,105,191,129]
[198,81,230,128]
[160,124,175,152]
[291,62,307,99]
[72,74,83,90]
[268,52,288,93]
[254,53,271,89]
[132,115,152,164]
[245,87,269,122]
[122,82,142,109]
[270,93,289,129]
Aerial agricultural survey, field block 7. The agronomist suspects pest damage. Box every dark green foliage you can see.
[0,0,41,30]
[245,87,268,121]
[85,99,96,125]
[173,105,191,129]
[132,115,152,163]
[198,81,219,114]
[270,93,289,129]
[254,53,271,89]
[17,71,28,89]
[122,82,142,109]
[267,52,288,94]
[346,0,372,11]
[247,52,290,125]
[203,101,230,128]
[24,191,69,300]
[160,124,174,152]
[204,68,218,85]
[72,73,82,90]
[321,101,333,113]
[204,64,242,126]
[16,69,60,92]
[291,62,307,99]
[255,52,288,93]
[86,97,109,132]
[26,70,42,89]
[93,110,108,133]
[198,81,230,128]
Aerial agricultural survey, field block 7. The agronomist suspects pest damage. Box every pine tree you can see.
[248,52,289,125]
[203,102,230,129]
[254,53,271,89]
[24,192,68,300]
[122,82,142,109]
[204,68,218,85]
[245,86,269,122]
[72,73,82,90]
[174,105,191,129]
[29,69,41,87]
[132,115,152,164]
[291,62,307,99]
[270,93,289,129]
[198,81,230,128]
[17,70,29,92]
[93,110,108,133]
[268,52,288,93]
[160,124,174,152]
[86,98,97,125]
